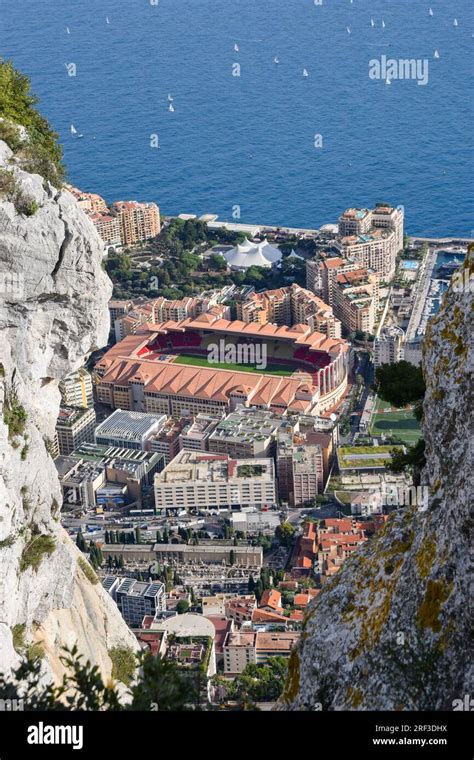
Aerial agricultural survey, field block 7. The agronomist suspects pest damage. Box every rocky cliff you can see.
[282,249,472,711]
[0,137,139,684]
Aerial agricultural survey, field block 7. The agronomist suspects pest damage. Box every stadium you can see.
[95,312,350,418]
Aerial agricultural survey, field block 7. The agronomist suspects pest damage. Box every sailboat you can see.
[453,19,458,27]
[70,124,77,135]
[106,17,110,24]
[274,56,279,64]
[167,94,174,102]
[434,50,440,59]
[169,103,175,113]
[234,43,239,52]
[385,78,391,85]
[371,19,375,27]
[382,20,386,29]
[429,8,433,16]
[66,27,70,34]
[346,27,351,35]
[303,68,309,77]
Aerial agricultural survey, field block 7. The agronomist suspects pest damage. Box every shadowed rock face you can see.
[281,247,473,711]
[0,139,139,683]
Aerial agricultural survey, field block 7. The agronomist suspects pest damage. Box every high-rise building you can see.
[88,212,122,247]
[332,268,379,334]
[59,368,93,408]
[291,444,324,506]
[374,325,405,366]
[337,206,404,280]
[109,578,166,627]
[55,406,96,456]
[112,201,161,245]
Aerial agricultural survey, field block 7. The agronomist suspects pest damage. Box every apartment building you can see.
[292,444,324,506]
[55,405,96,456]
[374,325,405,367]
[179,413,223,452]
[276,425,331,505]
[332,268,379,334]
[112,578,166,627]
[208,407,284,459]
[153,450,276,512]
[111,200,161,245]
[108,299,134,332]
[147,416,190,465]
[59,368,93,408]
[88,212,122,247]
[237,284,341,339]
[152,296,199,322]
[66,185,108,213]
[305,258,321,294]
[338,206,404,279]
[223,631,300,674]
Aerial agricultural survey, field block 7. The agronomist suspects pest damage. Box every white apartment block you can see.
[374,325,405,367]
[59,368,93,408]
[154,450,276,512]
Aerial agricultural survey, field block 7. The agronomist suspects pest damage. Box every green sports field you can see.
[369,396,421,445]
[172,353,296,376]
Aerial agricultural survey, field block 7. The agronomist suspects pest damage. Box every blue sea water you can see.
[1,0,473,235]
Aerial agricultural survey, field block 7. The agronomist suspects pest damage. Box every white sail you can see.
[385,78,391,85]
[371,19,375,27]
[346,27,351,35]
[434,50,440,59]
[66,27,70,34]
[274,57,279,64]
[429,8,433,16]
[70,124,77,134]
[106,17,110,24]
[303,68,309,77]
[382,19,385,28]
[169,103,174,112]
[234,43,239,52]
[453,18,458,27]
[167,94,173,101]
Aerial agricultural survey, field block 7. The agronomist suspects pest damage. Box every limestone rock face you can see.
[0,140,138,683]
[282,249,472,711]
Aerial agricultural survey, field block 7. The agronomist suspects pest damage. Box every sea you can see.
[1,0,473,236]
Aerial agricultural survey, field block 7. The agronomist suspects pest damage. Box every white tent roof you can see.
[223,238,282,269]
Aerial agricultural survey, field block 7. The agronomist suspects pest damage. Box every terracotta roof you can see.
[259,589,282,610]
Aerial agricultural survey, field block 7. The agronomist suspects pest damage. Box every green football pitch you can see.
[369,397,421,445]
[172,353,296,376]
